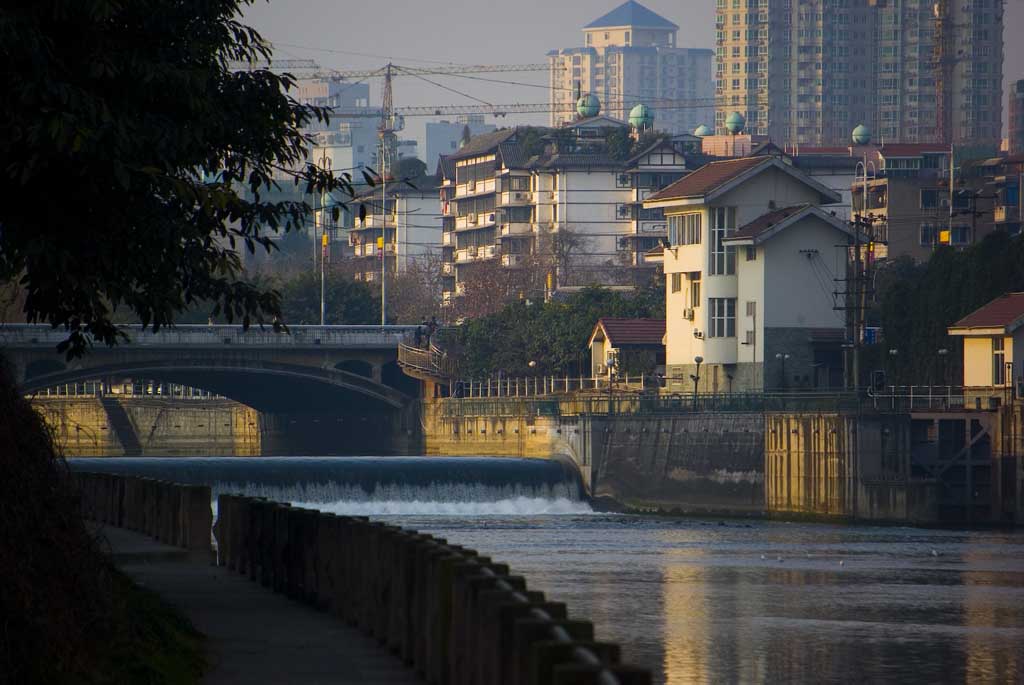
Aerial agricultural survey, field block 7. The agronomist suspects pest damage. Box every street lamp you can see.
[937,348,949,387]
[775,352,790,390]
[690,355,703,406]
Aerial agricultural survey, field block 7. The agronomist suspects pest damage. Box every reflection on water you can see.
[70,457,1024,683]
[406,517,1024,684]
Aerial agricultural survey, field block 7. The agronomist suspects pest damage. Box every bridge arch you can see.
[21,359,411,412]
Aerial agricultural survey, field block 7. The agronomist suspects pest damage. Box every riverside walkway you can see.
[98,525,420,685]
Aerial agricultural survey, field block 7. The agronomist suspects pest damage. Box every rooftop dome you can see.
[852,124,872,146]
[576,94,600,118]
[628,103,654,130]
[725,111,745,135]
[693,124,712,137]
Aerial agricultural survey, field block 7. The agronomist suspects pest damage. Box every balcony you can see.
[502,253,525,267]
[455,212,497,231]
[480,245,498,260]
[994,205,1020,224]
[499,222,532,237]
[442,231,453,246]
[498,190,532,206]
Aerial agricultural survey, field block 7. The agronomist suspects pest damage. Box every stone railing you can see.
[215,493,650,684]
[75,472,212,551]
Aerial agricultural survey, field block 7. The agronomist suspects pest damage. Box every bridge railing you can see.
[0,323,418,348]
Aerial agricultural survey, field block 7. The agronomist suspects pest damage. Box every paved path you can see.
[96,525,421,685]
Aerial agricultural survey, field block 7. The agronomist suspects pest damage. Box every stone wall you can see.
[764,412,940,523]
[33,397,261,456]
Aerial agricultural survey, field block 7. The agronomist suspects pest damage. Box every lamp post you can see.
[937,348,949,387]
[317,152,332,326]
[690,355,703,407]
[775,352,790,390]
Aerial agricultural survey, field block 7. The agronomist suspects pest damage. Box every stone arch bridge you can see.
[2,324,423,454]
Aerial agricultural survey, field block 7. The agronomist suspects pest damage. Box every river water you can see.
[72,456,1024,684]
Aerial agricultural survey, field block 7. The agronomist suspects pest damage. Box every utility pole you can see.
[318,152,331,326]
[378,63,396,327]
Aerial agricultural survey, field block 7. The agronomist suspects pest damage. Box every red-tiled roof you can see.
[646,156,770,201]
[593,318,665,347]
[879,143,950,156]
[950,293,1024,331]
[729,204,809,240]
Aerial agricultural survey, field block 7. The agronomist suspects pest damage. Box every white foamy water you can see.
[296,495,593,517]
[210,480,592,517]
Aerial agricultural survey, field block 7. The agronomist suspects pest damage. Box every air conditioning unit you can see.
[693,329,704,339]
[467,245,478,257]
[467,180,477,191]
[683,308,695,321]
[514,192,527,201]
[467,213,478,225]
[487,213,496,224]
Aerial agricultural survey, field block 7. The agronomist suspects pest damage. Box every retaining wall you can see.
[75,472,650,685]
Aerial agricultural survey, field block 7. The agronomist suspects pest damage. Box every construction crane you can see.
[230,58,552,80]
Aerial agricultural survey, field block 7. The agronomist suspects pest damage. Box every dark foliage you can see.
[876,232,1024,384]
[278,270,381,325]
[0,0,361,357]
[442,285,665,378]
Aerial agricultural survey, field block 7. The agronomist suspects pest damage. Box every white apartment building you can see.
[347,184,442,283]
[645,156,853,392]
[438,127,699,307]
[548,1,714,136]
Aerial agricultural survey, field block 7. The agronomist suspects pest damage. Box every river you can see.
[72,456,1024,684]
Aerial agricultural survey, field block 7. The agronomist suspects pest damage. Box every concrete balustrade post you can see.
[182,485,212,552]
[551,664,651,685]
[475,590,547,685]
[215,494,231,567]
[301,508,320,605]
[314,513,340,613]
[527,642,620,685]
[495,602,568,683]
[512,620,595,685]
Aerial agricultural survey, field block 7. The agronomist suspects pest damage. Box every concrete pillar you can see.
[527,642,620,685]
[513,619,595,685]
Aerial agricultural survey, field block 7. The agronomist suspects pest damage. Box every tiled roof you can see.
[437,154,455,181]
[450,129,518,161]
[646,156,770,201]
[729,205,809,240]
[593,318,666,347]
[584,1,678,30]
[497,142,530,169]
[793,146,851,156]
[950,293,1024,331]
[533,153,623,170]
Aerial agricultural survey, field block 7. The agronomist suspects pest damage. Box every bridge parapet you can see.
[0,324,417,349]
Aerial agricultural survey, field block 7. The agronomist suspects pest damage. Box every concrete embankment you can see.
[419,396,1024,525]
[75,471,651,685]
[35,396,261,456]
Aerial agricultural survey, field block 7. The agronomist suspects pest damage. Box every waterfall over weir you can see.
[69,456,592,516]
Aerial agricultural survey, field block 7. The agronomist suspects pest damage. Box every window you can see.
[689,274,701,308]
[671,273,682,293]
[951,226,970,245]
[745,246,757,261]
[993,337,1006,385]
[709,298,736,338]
[920,188,939,209]
[919,224,937,246]
[668,213,701,246]
[508,176,529,191]
[709,207,737,275]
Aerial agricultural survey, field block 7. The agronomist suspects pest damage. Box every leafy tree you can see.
[279,270,379,325]
[444,285,664,378]
[605,128,633,161]
[875,232,1024,384]
[0,0,359,356]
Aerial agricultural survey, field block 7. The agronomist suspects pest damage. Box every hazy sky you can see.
[242,0,1023,149]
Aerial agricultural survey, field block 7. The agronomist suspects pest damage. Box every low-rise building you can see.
[347,181,442,283]
[947,293,1024,405]
[645,156,853,393]
[588,318,666,377]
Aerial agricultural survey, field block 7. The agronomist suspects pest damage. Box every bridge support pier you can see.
[259,404,421,457]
